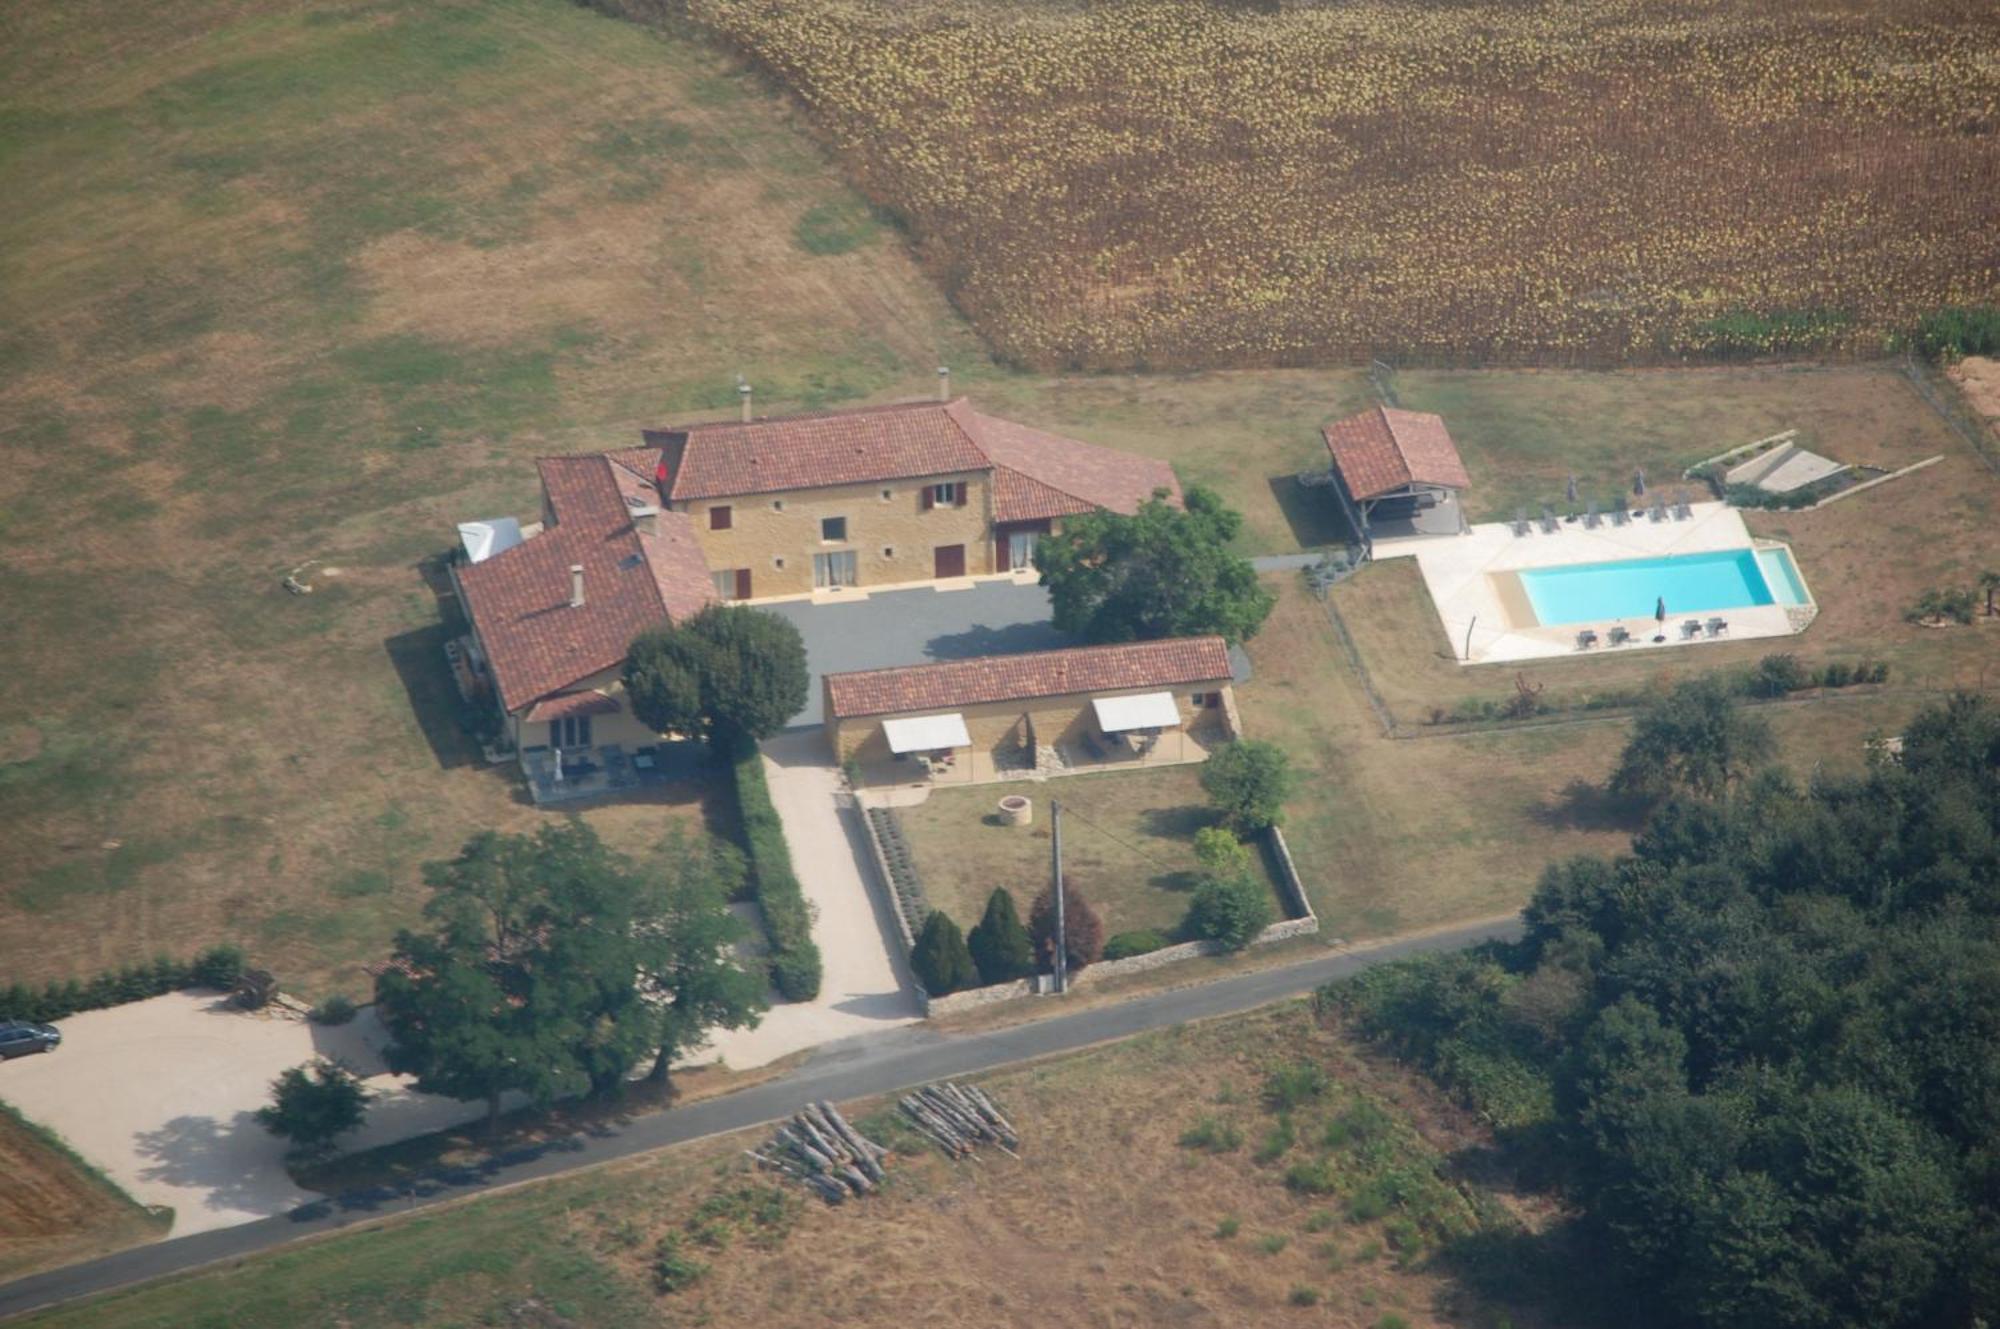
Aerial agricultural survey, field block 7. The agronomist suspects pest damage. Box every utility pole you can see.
[1050,799,1068,995]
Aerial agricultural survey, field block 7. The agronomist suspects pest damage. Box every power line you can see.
[1049,798,1185,877]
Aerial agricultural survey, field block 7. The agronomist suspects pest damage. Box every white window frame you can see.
[813,550,858,589]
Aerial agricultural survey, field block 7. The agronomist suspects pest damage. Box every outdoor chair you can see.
[1540,505,1559,534]
[1706,616,1729,637]
[1649,496,1668,523]
[1608,625,1631,646]
[1681,619,1702,640]
[1576,628,1599,650]
[1584,500,1601,529]
[1513,507,1531,537]
[1610,507,1630,527]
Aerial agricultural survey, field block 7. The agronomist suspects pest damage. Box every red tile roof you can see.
[641,398,1179,518]
[824,636,1232,719]
[1323,406,1471,501]
[523,691,622,724]
[458,456,715,714]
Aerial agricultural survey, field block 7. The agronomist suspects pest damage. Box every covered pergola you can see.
[1322,405,1471,550]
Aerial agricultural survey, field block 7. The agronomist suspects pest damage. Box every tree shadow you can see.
[1138,804,1216,839]
[133,1111,304,1219]
[1530,778,1649,833]
[1267,474,1358,550]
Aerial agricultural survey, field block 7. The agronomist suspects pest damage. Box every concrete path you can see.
[692,730,921,1070]
[0,914,1520,1322]
[0,995,504,1236]
[1250,552,1325,572]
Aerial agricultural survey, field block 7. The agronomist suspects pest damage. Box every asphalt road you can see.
[0,915,1520,1322]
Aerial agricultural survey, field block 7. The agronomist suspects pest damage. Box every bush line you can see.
[1,946,247,1024]
[1426,654,1889,727]
[726,734,823,1002]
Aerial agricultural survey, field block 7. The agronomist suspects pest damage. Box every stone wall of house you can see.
[672,470,995,599]
[509,664,662,753]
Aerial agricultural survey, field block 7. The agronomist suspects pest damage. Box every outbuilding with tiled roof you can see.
[1320,405,1471,545]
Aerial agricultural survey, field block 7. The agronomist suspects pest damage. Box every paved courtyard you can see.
[759,573,1067,726]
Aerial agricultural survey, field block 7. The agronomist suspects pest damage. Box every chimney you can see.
[937,365,951,401]
[632,505,659,536]
[569,564,585,608]
[738,377,752,423]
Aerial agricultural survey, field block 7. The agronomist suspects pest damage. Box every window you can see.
[880,488,893,501]
[771,499,785,512]
[925,481,967,509]
[820,516,847,542]
[813,550,858,589]
[709,505,732,531]
[882,546,895,558]
[550,715,592,748]
[1191,691,1221,709]
[773,556,786,569]
[712,569,751,601]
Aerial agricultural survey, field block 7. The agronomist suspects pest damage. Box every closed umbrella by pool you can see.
[1654,596,1667,641]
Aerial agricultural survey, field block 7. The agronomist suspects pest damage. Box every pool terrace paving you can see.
[1381,502,1811,664]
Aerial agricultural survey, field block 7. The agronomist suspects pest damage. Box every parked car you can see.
[0,1020,61,1059]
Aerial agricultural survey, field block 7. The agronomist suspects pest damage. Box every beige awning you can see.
[883,713,971,754]
[1092,691,1181,732]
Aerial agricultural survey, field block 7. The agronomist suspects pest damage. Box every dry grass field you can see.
[0,0,983,998]
[899,765,1288,939]
[673,0,2000,369]
[21,1004,1557,1329]
[0,1108,165,1284]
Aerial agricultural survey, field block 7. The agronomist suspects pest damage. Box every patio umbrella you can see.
[1634,467,1647,496]
[1565,474,1578,504]
[1655,596,1667,641]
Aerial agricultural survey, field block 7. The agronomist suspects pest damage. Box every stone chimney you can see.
[569,564,585,608]
[631,505,659,536]
[738,377,752,423]
[937,365,951,401]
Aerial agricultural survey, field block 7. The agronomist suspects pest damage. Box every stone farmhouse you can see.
[448,397,1179,797]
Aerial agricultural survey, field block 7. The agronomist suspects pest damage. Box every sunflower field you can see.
[670,0,2000,369]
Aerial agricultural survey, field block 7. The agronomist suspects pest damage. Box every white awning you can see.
[457,517,524,564]
[1092,691,1181,733]
[883,713,971,754]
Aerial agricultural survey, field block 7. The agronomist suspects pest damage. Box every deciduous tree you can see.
[1200,739,1296,832]
[1028,883,1105,972]
[625,605,809,747]
[255,1060,372,1160]
[1607,677,1774,801]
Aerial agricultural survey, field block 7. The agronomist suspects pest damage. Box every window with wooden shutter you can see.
[710,505,732,531]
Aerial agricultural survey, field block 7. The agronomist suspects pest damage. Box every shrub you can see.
[1377,1315,1412,1329]
[1253,1112,1296,1163]
[1257,1233,1290,1255]
[651,1233,709,1293]
[309,994,358,1026]
[2,951,236,1023]
[1192,826,1253,875]
[255,1060,371,1161]
[1323,1099,1394,1149]
[1179,1115,1244,1153]
[1347,1182,1393,1223]
[1289,1286,1322,1306]
[192,945,246,989]
[1285,1156,1340,1195]
[1906,587,1977,625]
[1265,1060,1331,1110]
[1215,1216,1241,1239]
[1200,740,1296,832]
[1748,653,1807,698]
[1912,304,2000,361]
[966,888,1035,984]
[1028,883,1105,972]
[728,735,822,1001]
[1103,929,1171,961]
[1818,660,1853,689]
[1183,871,1275,950]
[910,911,978,996]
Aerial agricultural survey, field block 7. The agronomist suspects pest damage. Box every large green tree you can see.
[1200,739,1296,832]
[255,1060,372,1161]
[624,604,809,746]
[910,910,977,995]
[1034,485,1273,644]
[966,888,1035,984]
[376,823,764,1128]
[1608,676,1774,800]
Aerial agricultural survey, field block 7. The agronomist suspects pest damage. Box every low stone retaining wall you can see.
[923,825,1319,1018]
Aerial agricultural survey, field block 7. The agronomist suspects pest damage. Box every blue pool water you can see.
[1519,548,1804,626]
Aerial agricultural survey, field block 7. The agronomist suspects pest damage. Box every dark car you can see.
[0,1020,61,1059]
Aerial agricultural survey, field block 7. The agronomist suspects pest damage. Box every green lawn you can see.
[897,765,1287,941]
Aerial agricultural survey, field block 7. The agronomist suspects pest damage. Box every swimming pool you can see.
[1517,547,1807,627]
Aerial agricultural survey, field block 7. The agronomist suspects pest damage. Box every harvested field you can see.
[674,0,2000,369]
[0,1105,164,1283]
[22,1005,1557,1329]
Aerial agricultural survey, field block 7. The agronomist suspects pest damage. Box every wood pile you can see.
[745,1101,889,1205]
[898,1081,1021,1160]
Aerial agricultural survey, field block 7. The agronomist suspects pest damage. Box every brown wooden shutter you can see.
[735,568,752,600]
[954,482,968,507]
[921,486,934,511]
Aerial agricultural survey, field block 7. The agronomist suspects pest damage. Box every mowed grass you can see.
[21,1003,1537,1329]
[899,765,1287,940]
[0,0,986,996]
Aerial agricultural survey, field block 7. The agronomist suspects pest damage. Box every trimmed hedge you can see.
[727,735,823,1002]
[1103,929,1171,961]
[0,945,247,1024]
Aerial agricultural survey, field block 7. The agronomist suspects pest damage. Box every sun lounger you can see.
[1649,496,1668,523]
[1608,625,1631,646]
[1610,507,1630,527]
[1584,500,1601,529]
[1681,619,1702,640]
[1672,490,1694,520]
[1706,616,1729,637]
[1576,628,1599,650]
[1512,507,1531,537]
[1540,505,1559,534]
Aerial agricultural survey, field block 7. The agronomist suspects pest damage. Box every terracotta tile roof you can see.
[824,636,1232,719]
[1322,406,1471,501]
[458,456,715,714]
[523,691,622,724]
[952,401,1180,521]
[639,398,1180,518]
[643,400,991,501]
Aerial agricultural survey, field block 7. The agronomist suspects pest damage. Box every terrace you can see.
[1382,501,1814,665]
